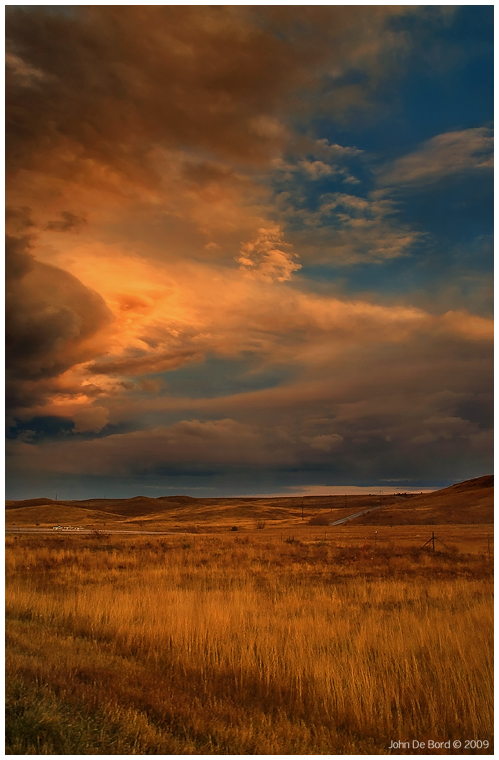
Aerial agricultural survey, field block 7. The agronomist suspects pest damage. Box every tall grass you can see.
[6,535,493,754]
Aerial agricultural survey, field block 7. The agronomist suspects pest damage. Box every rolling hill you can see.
[354,475,493,526]
[5,476,493,529]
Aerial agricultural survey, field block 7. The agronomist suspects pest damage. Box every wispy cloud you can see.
[378,128,493,187]
[278,191,420,264]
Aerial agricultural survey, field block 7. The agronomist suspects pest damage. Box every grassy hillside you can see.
[5,476,493,528]
[4,493,396,529]
[4,504,114,526]
[355,476,493,526]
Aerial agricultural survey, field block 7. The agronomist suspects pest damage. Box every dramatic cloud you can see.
[5,6,492,498]
[6,6,410,184]
[6,228,113,415]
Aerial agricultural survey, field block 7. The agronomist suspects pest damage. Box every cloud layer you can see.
[6,6,493,497]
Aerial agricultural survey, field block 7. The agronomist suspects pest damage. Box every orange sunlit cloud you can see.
[6,6,492,498]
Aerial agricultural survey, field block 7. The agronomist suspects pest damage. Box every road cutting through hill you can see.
[329,503,386,526]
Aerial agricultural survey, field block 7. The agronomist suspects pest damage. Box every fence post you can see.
[421,532,439,551]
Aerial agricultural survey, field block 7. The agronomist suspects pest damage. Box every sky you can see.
[5,5,493,499]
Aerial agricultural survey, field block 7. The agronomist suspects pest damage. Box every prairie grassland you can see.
[6,533,493,755]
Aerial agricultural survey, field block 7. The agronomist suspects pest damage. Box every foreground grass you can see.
[6,534,493,754]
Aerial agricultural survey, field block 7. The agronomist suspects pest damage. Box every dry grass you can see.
[6,533,493,754]
[6,476,493,532]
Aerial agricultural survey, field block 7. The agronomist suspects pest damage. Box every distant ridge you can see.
[6,494,203,511]
[441,475,493,492]
[6,498,57,509]
[156,495,199,503]
[5,475,493,526]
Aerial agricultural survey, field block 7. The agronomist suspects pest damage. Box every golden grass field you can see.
[5,477,494,755]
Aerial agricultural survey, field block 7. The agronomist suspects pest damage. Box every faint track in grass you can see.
[5,528,189,535]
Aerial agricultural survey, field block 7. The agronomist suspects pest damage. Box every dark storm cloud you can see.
[6,230,113,413]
